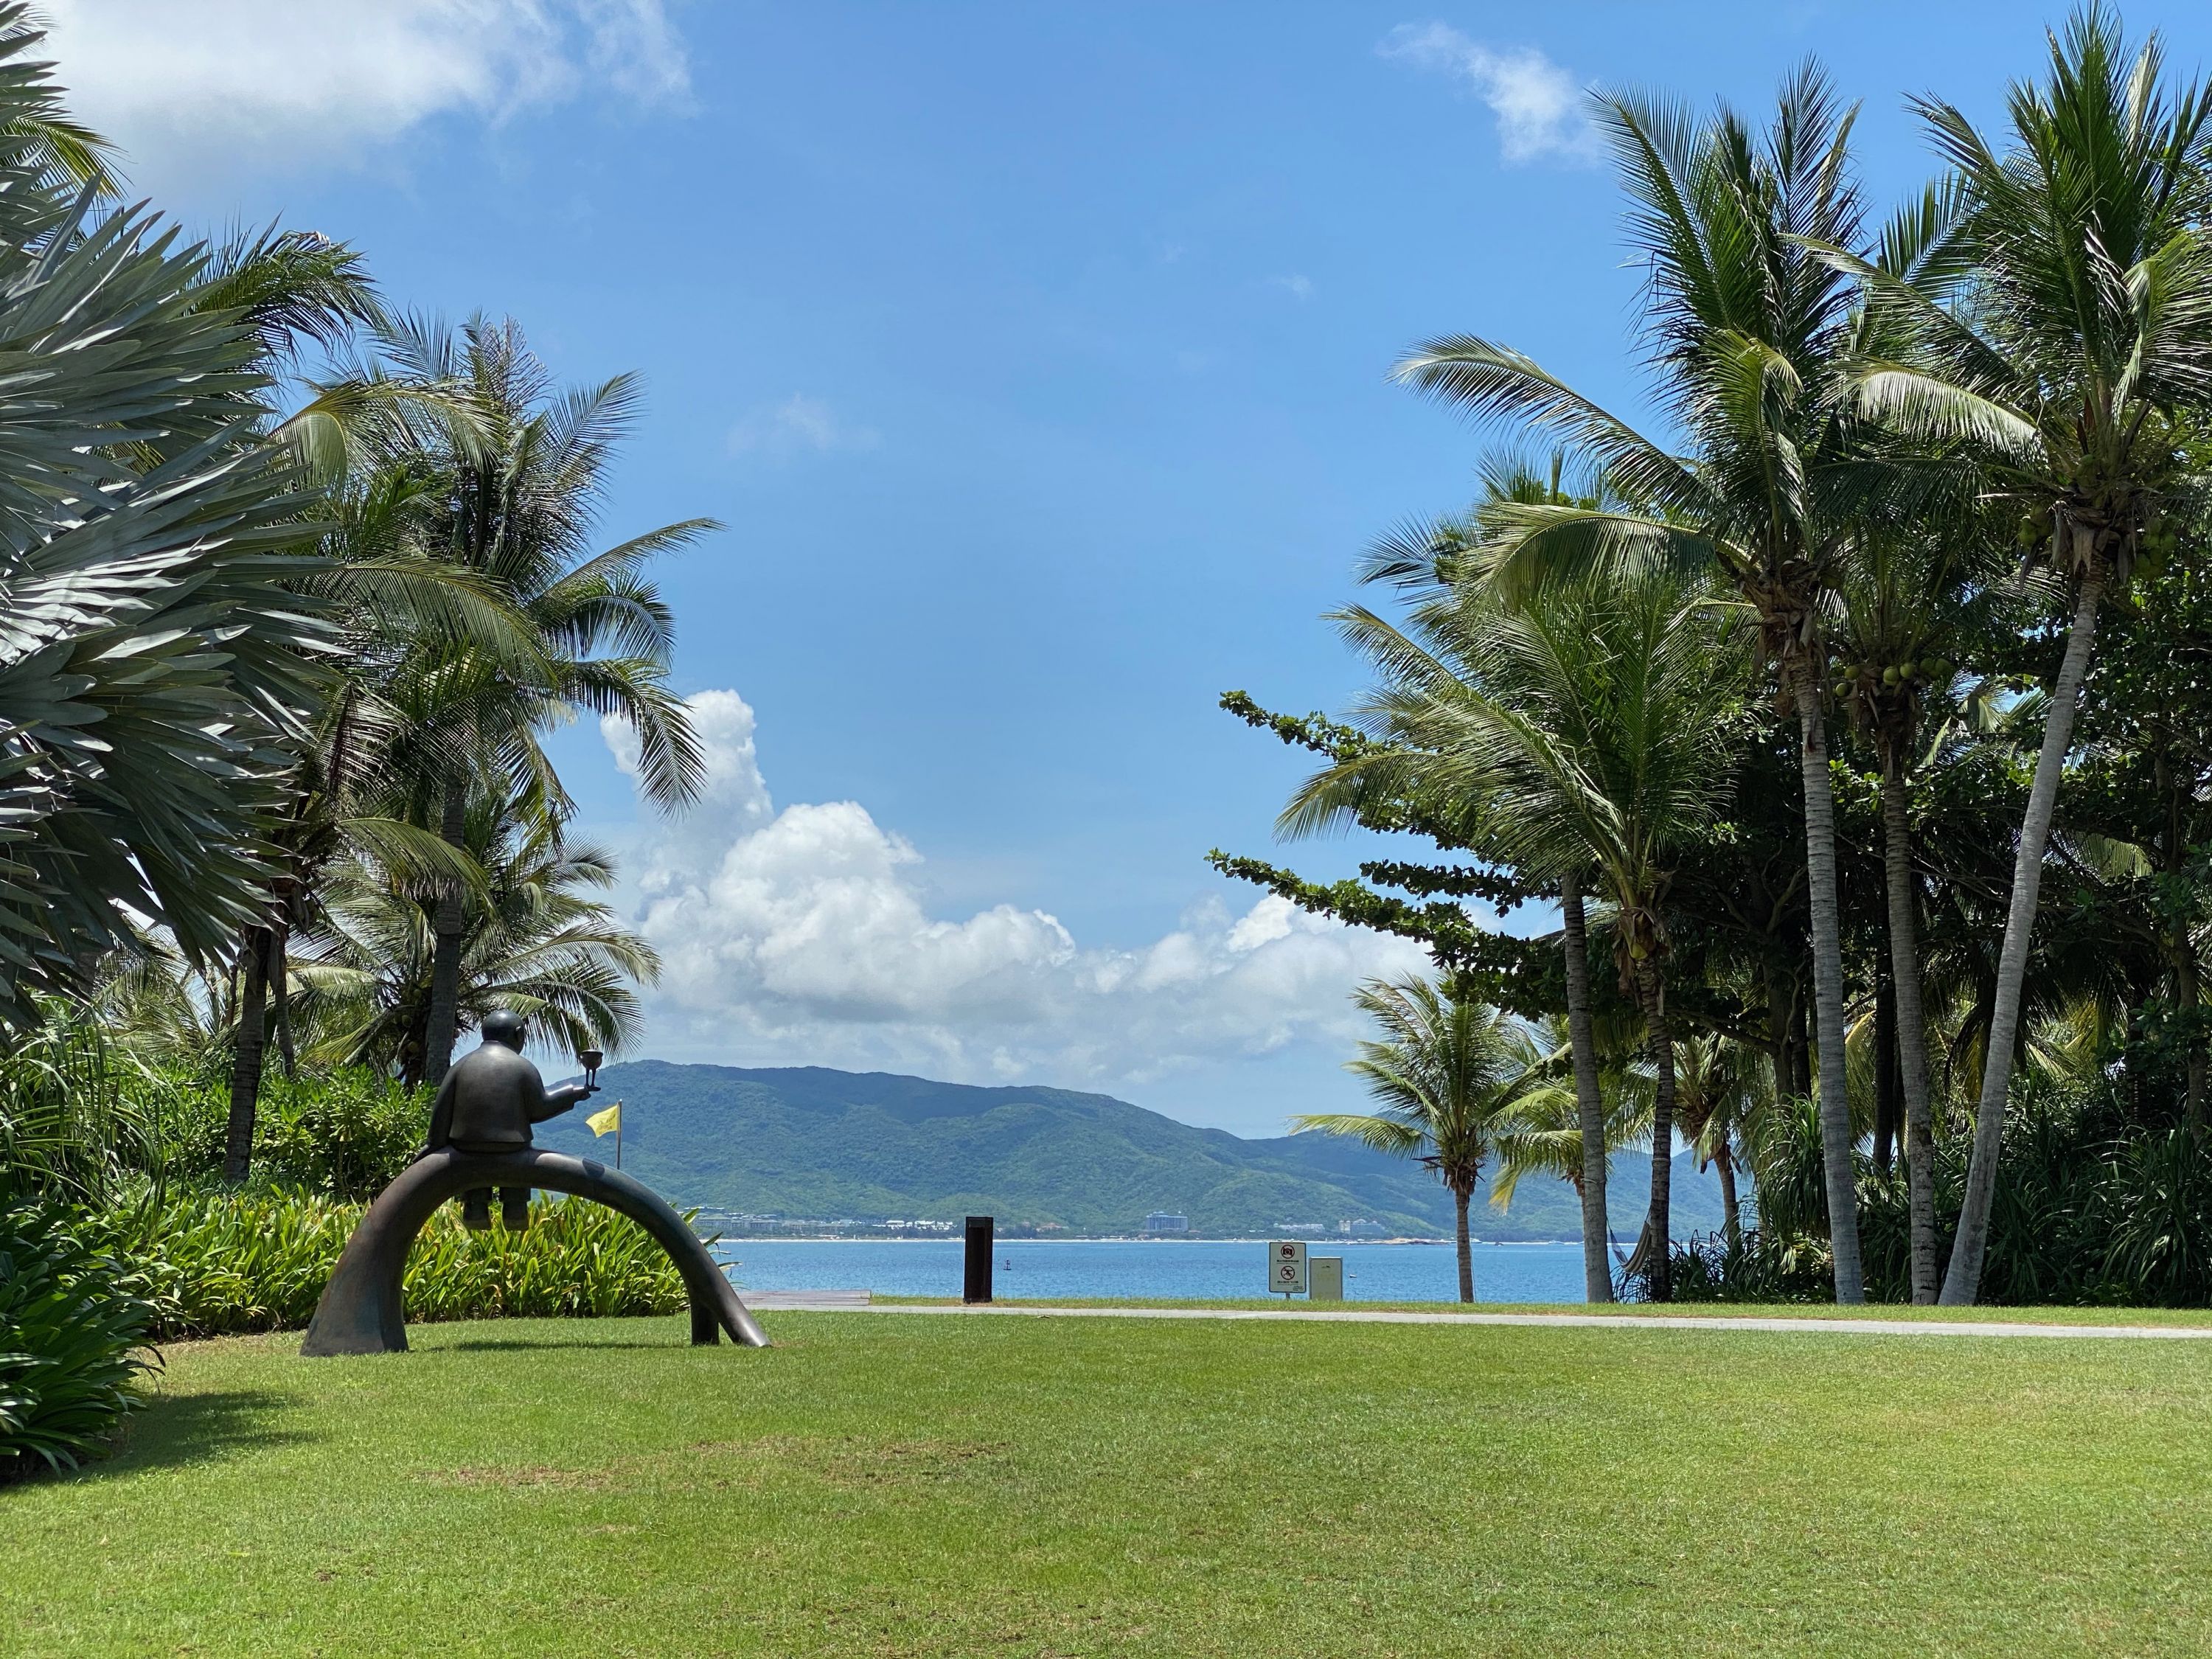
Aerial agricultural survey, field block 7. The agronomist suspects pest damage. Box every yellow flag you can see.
[585,1100,622,1138]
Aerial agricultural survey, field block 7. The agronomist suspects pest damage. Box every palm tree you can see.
[1829,499,1993,1301]
[1295,975,1561,1302]
[1363,452,1627,1301]
[0,14,332,1027]
[1492,1010,1654,1233]
[368,316,715,1086]
[1813,8,2212,1303]
[1289,566,1742,1299]
[296,791,658,1079]
[1671,1032,1768,1244]
[1393,66,1882,1300]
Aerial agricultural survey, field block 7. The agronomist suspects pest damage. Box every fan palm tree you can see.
[1810,8,2212,1303]
[1295,975,1562,1302]
[1392,66,1883,1299]
[366,316,715,1087]
[0,13,335,1026]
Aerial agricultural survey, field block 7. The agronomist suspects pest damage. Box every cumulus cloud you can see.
[37,0,689,186]
[1377,23,1599,164]
[601,690,1436,1091]
[726,394,880,460]
[1268,273,1315,302]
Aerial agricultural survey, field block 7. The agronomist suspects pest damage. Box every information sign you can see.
[1268,1239,1308,1296]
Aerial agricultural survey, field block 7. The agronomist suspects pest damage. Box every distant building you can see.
[1340,1218,1387,1237]
[1144,1211,1189,1234]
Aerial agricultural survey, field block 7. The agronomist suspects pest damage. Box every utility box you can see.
[1309,1256,1344,1301]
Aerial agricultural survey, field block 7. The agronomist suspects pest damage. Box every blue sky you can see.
[49,1,2212,1135]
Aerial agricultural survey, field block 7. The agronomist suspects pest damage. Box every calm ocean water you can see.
[709,1237,1590,1304]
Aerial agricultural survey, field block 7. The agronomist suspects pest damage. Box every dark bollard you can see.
[964,1214,994,1304]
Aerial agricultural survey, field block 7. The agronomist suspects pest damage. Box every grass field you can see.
[11,1310,2212,1657]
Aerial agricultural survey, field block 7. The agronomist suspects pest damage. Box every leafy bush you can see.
[145,1068,425,1202]
[1657,1228,1836,1304]
[0,1003,159,1205]
[0,1204,154,1475]
[90,1187,693,1340]
[1670,1077,2212,1306]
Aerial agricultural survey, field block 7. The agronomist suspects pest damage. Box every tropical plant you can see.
[365,316,713,1088]
[1391,66,1885,1300]
[1293,566,1741,1298]
[1815,9,2212,1302]
[0,1202,153,1476]
[0,14,335,1028]
[85,1188,689,1340]
[1295,975,1562,1302]
[296,792,658,1081]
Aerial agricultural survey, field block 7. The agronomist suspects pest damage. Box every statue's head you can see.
[480,1009,527,1051]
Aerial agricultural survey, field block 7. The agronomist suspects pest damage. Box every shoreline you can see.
[698,1234,1580,1246]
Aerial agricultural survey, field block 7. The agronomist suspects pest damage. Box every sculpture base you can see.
[301,1146,768,1355]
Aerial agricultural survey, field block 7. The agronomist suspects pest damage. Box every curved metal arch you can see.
[301,1147,768,1355]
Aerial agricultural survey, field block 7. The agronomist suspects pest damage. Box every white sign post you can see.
[1268,1239,1308,1298]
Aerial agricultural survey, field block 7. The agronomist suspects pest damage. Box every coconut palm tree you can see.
[295,791,658,1079]
[1392,66,1883,1299]
[1491,1010,1654,1230]
[1287,566,1742,1298]
[1671,1031,1770,1244]
[1829,500,1993,1300]
[1361,452,1627,1301]
[1295,975,1562,1302]
[1809,8,2212,1303]
[366,316,715,1087]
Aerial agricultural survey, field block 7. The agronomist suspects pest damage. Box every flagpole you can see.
[615,1104,622,1170]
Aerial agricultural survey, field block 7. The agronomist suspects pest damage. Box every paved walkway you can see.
[754,1298,2212,1340]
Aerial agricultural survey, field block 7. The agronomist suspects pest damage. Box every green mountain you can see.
[534,1061,1725,1241]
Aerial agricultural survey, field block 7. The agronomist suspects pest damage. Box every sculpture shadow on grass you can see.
[301,1146,768,1356]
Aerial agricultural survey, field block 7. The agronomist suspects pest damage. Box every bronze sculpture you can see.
[302,1014,767,1355]
[424,1009,597,1230]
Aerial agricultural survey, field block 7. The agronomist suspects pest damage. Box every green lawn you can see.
[10,1311,2212,1657]
[875,1294,2212,1324]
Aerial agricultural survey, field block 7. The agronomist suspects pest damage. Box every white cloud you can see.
[726,394,880,460]
[600,689,1436,1093]
[37,0,689,187]
[1377,23,1599,165]
[1268,273,1315,302]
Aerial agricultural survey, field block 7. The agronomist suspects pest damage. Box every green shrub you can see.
[0,1204,154,1475]
[145,1069,425,1201]
[92,1187,693,1340]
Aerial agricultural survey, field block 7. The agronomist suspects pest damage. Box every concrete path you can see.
[754,1299,2212,1340]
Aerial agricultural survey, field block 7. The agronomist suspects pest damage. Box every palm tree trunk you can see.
[1453,1185,1475,1303]
[422,782,470,1088]
[1791,672,1865,1304]
[1559,875,1613,1302]
[1716,1141,1741,1244]
[1880,751,1940,1306]
[1641,962,1677,1303]
[221,926,273,1183]
[1941,568,2105,1304]
[272,924,296,1080]
[1873,967,1899,1178]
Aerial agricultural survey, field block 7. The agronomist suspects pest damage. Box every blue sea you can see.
[709,1237,1590,1304]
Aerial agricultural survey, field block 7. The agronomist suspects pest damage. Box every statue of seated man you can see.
[421,1010,599,1231]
